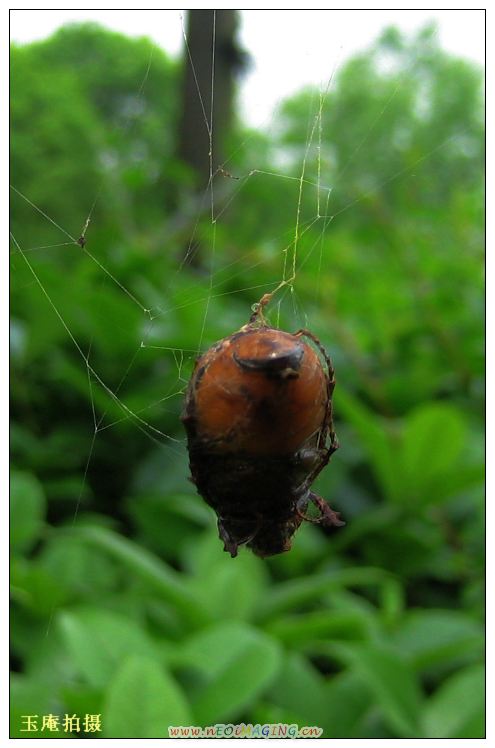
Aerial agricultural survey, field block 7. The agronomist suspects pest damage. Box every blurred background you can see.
[10,9,485,739]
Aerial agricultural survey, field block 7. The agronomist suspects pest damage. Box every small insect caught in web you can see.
[76,215,91,248]
[217,166,241,180]
[182,294,344,558]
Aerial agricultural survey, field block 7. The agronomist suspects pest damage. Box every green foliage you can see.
[10,471,46,553]
[423,663,485,738]
[332,642,424,736]
[10,22,484,739]
[104,656,191,738]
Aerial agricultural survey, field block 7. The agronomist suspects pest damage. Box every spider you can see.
[181,304,344,557]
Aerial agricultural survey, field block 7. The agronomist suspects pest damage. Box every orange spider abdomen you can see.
[188,327,327,455]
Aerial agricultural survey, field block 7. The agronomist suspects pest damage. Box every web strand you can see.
[11,232,181,447]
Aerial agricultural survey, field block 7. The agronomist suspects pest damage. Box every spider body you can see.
[182,324,343,557]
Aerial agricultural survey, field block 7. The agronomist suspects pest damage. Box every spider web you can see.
[10,12,472,547]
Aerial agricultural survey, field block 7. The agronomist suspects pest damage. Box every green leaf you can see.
[322,671,373,738]
[178,621,282,724]
[423,664,485,738]
[430,462,484,504]
[10,675,61,738]
[392,609,484,670]
[38,534,119,600]
[10,471,46,554]
[269,653,329,728]
[400,403,466,503]
[256,567,393,621]
[58,608,158,689]
[265,610,370,647]
[197,557,266,621]
[104,656,191,738]
[186,530,268,621]
[10,559,67,615]
[70,524,211,629]
[379,576,405,626]
[336,389,399,501]
[333,643,423,737]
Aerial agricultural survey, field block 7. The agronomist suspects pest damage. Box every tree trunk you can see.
[177,10,242,194]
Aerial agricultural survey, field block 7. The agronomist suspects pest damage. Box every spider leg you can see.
[309,491,345,526]
[217,517,262,557]
[295,494,312,522]
[217,519,239,558]
[296,492,345,527]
